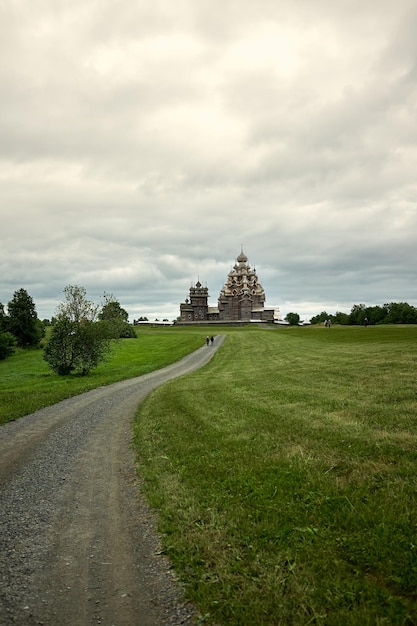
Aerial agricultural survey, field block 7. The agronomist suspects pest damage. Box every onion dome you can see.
[237,249,248,263]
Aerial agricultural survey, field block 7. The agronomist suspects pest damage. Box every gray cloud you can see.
[1,0,416,322]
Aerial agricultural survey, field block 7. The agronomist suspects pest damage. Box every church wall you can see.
[239,299,252,321]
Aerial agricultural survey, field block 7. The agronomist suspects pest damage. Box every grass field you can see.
[2,324,416,624]
[0,327,204,425]
[134,325,417,625]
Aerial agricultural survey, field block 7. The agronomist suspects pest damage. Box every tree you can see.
[285,312,300,326]
[310,311,329,325]
[56,284,99,323]
[0,302,15,359]
[98,293,135,338]
[99,293,129,322]
[44,285,112,375]
[332,311,350,325]
[0,302,7,331]
[43,316,78,375]
[349,303,367,325]
[0,332,16,360]
[383,302,417,324]
[7,288,43,347]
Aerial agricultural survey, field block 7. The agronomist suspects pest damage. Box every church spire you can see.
[237,246,248,264]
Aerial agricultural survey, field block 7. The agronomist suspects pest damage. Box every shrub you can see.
[0,332,16,360]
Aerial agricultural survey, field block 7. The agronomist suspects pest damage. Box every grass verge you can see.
[134,325,417,625]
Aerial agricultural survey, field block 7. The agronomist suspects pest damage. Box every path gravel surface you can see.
[0,336,224,626]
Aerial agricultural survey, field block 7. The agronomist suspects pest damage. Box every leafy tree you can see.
[56,284,99,323]
[310,311,329,325]
[0,302,7,331]
[0,332,16,360]
[126,325,137,337]
[349,303,369,325]
[285,312,300,326]
[7,288,43,347]
[99,293,129,322]
[43,316,78,375]
[72,319,112,374]
[332,311,350,325]
[383,302,417,324]
[117,323,137,338]
[98,293,135,338]
[44,285,112,375]
[375,306,387,324]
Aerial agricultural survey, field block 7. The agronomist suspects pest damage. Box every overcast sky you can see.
[1,0,416,322]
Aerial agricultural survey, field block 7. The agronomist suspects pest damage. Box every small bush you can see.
[119,322,137,338]
[0,332,16,360]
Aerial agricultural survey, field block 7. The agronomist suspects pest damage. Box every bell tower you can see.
[180,280,209,322]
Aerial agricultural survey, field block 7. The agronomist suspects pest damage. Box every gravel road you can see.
[0,336,224,626]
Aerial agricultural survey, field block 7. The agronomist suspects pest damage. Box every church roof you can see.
[237,249,248,263]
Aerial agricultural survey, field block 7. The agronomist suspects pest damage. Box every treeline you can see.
[0,287,136,368]
[310,302,417,325]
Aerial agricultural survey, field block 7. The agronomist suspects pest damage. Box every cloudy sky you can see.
[1,0,416,322]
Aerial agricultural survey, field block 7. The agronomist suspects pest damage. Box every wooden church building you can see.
[179,249,278,323]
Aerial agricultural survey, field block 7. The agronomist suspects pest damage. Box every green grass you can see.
[134,325,417,625]
[0,328,204,424]
[2,323,417,623]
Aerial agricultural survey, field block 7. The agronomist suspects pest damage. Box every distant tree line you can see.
[2,288,416,369]
[0,286,136,372]
[310,302,417,326]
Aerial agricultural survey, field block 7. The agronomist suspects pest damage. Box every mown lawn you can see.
[0,327,204,425]
[134,325,417,625]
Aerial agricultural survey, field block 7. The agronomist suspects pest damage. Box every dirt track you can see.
[0,337,224,626]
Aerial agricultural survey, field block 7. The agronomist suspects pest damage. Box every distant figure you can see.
[206,336,210,346]
[210,336,214,345]
[364,317,369,327]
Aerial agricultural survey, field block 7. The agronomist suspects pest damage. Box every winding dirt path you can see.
[0,337,224,626]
